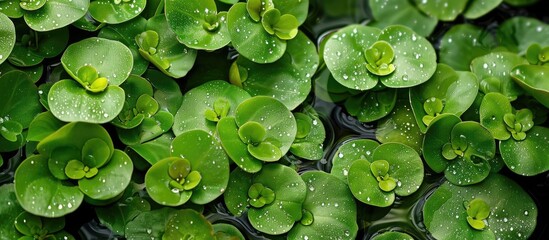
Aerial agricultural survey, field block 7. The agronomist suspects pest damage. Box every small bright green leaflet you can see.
[89,0,146,24]
[125,208,176,239]
[48,80,125,123]
[0,184,25,239]
[246,164,307,235]
[78,150,133,200]
[116,110,173,145]
[371,231,414,240]
[498,17,549,55]
[376,97,424,153]
[423,174,537,240]
[423,115,495,185]
[368,0,437,37]
[231,31,319,110]
[511,65,549,108]
[61,37,133,86]
[463,0,502,19]
[173,80,250,136]
[111,75,154,129]
[290,109,326,160]
[272,0,309,25]
[213,223,245,240]
[344,88,397,122]
[165,0,230,51]
[410,64,479,132]
[14,154,84,217]
[0,12,15,65]
[23,0,89,32]
[287,171,358,240]
[218,117,263,173]
[145,157,194,206]
[330,138,380,183]
[439,24,496,71]
[227,3,286,64]
[414,0,468,21]
[98,17,149,75]
[500,126,549,176]
[136,14,197,78]
[0,70,41,129]
[348,143,423,207]
[163,209,216,240]
[471,51,528,100]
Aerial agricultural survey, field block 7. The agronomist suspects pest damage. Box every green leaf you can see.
[376,96,424,153]
[79,150,133,200]
[466,198,491,220]
[238,121,266,144]
[372,143,424,196]
[165,0,230,50]
[145,158,193,206]
[213,223,245,240]
[174,80,250,135]
[61,37,133,87]
[287,171,358,240]
[500,126,549,176]
[439,24,496,71]
[247,141,282,161]
[1,120,22,142]
[139,15,197,78]
[97,16,149,75]
[471,52,527,100]
[0,12,15,65]
[463,0,502,19]
[368,0,437,37]
[135,94,159,117]
[64,160,86,180]
[81,138,111,168]
[511,64,549,109]
[163,209,215,240]
[330,138,380,182]
[145,70,183,115]
[0,70,42,129]
[479,92,513,140]
[498,17,549,55]
[0,0,24,18]
[224,168,254,216]
[234,31,319,110]
[344,88,397,122]
[170,130,230,204]
[15,155,84,217]
[423,114,462,172]
[370,160,390,178]
[95,192,150,236]
[127,133,173,166]
[414,0,468,21]
[217,117,263,173]
[89,0,146,24]
[0,184,25,239]
[23,0,88,31]
[227,3,286,63]
[371,232,414,240]
[348,159,394,207]
[424,174,537,239]
[168,158,191,180]
[48,80,125,123]
[14,211,43,236]
[125,208,176,239]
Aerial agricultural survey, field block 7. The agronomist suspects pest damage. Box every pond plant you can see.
[0,0,548,239]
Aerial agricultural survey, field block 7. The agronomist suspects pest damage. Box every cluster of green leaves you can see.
[0,0,547,239]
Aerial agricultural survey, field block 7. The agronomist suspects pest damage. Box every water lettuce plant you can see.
[0,0,548,239]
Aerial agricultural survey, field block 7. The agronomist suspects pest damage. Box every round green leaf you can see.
[111,75,154,129]
[511,64,549,109]
[377,25,437,88]
[424,174,537,240]
[330,138,380,182]
[15,155,84,217]
[79,150,132,200]
[163,209,215,240]
[479,92,513,140]
[48,146,80,180]
[89,0,145,24]
[224,167,254,216]
[376,97,424,153]
[414,0,468,21]
[116,110,174,145]
[287,171,358,240]
[272,0,308,25]
[348,159,394,207]
[48,80,125,123]
[98,17,149,75]
[500,126,549,176]
[471,52,527,100]
[439,24,496,71]
[61,37,133,86]
[324,24,381,90]
[290,110,326,161]
[227,3,286,64]
[344,88,397,122]
[0,70,41,129]
[498,17,549,55]
[139,15,197,78]
[145,157,193,206]
[81,138,112,168]
[235,96,296,157]
[423,114,462,173]
[125,208,176,239]
[171,130,229,204]
[173,80,250,136]
[24,0,88,32]
[248,163,306,235]
[0,12,15,65]
[165,0,230,51]
[372,143,424,196]
[235,31,318,110]
[368,0,437,37]
[127,133,173,166]
[218,117,263,173]
[0,0,24,18]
